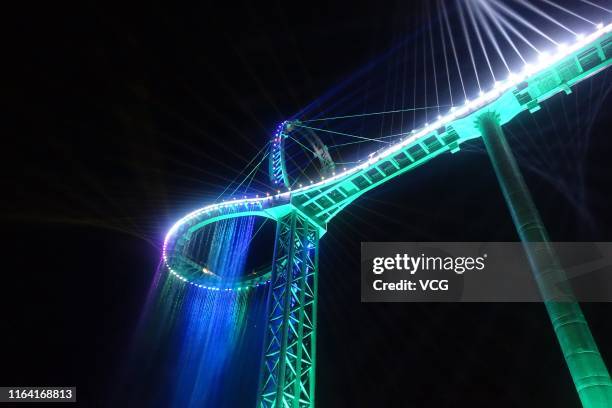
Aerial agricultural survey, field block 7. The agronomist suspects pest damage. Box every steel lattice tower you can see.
[258,211,319,408]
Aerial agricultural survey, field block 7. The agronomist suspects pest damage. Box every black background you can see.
[3,1,612,407]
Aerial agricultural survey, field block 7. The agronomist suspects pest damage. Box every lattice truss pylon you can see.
[258,211,319,408]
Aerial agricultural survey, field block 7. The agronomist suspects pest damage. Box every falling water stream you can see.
[125,216,268,407]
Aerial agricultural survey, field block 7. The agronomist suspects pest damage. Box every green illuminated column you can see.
[477,111,612,407]
[257,211,319,408]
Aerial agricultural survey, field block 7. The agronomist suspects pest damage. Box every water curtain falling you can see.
[170,216,255,406]
[130,216,266,407]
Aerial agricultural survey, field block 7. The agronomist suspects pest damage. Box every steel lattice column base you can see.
[477,111,612,408]
[257,211,319,408]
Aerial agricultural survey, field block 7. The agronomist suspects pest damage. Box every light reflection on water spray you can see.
[128,216,267,407]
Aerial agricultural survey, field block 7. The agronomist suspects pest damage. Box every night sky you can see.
[4,1,612,407]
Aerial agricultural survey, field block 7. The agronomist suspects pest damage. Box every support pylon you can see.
[257,211,319,408]
[477,111,612,407]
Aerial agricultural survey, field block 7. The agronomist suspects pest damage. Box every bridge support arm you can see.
[477,111,612,407]
[257,211,319,408]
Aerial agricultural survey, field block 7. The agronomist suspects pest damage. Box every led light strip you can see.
[163,22,611,289]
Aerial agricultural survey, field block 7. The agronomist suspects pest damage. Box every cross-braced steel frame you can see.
[257,211,319,408]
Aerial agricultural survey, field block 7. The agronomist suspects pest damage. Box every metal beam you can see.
[477,111,612,408]
[257,211,319,408]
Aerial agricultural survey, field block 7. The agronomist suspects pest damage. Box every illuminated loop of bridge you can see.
[163,23,612,291]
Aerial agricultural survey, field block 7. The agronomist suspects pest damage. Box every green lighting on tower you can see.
[257,211,319,408]
[477,111,612,407]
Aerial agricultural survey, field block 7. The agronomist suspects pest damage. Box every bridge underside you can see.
[289,31,612,227]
